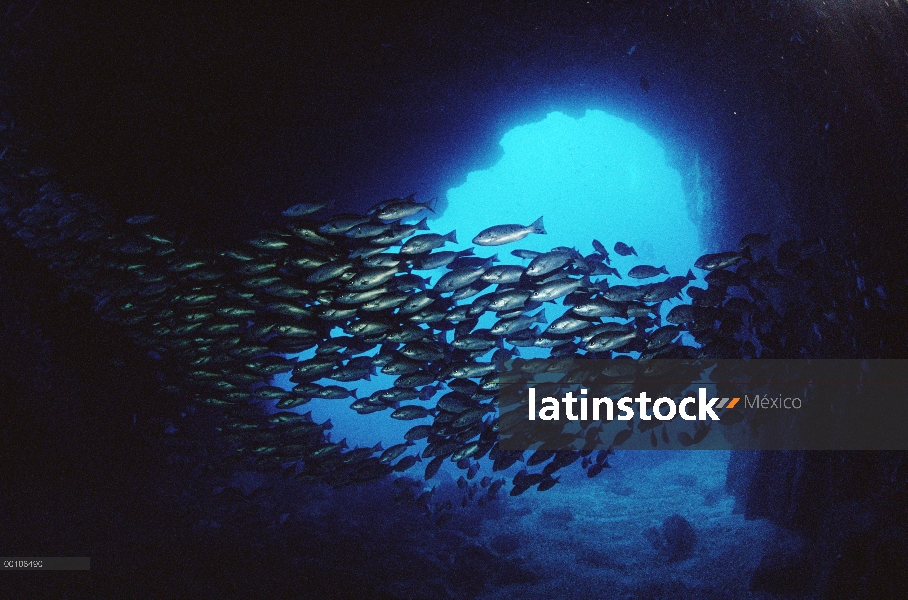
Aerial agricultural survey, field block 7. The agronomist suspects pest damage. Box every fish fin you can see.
[530,216,546,235]
[741,245,753,262]
[415,217,429,231]
[660,266,668,274]
[374,442,384,452]
[445,230,458,244]
[427,196,438,214]
[686,269,695,280]
[533,309,547,324]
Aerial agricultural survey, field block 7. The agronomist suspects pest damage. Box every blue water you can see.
[277,109,710,482]
[432,110,702,276]
[201,104,759,597]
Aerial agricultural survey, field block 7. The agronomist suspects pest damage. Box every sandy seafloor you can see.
[472,451,784,599]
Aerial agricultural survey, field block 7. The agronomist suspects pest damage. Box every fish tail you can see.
[534,309,547,324]
[686,269,695,280]
[445,230,457,244]
[530,216,546,234]
[741,245,753,262]
[415,217,429,231]
[660,265,668,274]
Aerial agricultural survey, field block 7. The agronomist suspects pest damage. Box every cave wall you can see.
[3,2,908,597]
[8,1,879,251]
[728,450,908,597]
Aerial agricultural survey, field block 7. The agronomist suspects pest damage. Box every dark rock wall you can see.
[9,2,906,256]
[728,450,908,596]
[3,2,908,598]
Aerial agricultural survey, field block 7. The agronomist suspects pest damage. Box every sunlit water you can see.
[284,109,705,449]
[270,110,766,597]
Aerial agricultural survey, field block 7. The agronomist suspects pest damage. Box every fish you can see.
[282,200,332,217]
[488,289,533,312]
[2,159,862,500]
[601,284,648,302]
[391,405,432,420]
[584,330,637,352]
[481,264,526,284]
[374,196,435,221]
[526,250,574,277]
[591,239,611,263]
[571,298,627,319]
[739,232,771,251]
[318,213,371,235]
[511,249,541,260]
[530,276,586,303]
[694,247,752,271]
[614,241,637,256]
[400,230,457,254]
[490,308,547,336]
[473,217,545,246]
[628,264,668,279]
[415,247,474,271]
[434,263,491,293]
[345,222,391,239]
[544,314,593,335]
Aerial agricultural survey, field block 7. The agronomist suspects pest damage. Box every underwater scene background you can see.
[1,2,907,599]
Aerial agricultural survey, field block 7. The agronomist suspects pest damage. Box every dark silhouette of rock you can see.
[749,550,812,595]
[661,514,697,562]
[641,514,697,562]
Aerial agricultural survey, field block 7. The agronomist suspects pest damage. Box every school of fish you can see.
[0,146,870,504]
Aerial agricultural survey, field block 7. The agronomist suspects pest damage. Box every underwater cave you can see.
[2,2,907,599]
